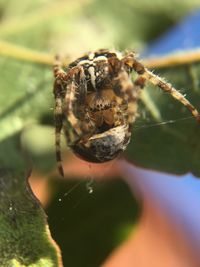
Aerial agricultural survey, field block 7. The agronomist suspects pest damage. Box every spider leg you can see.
[64,79,82,142]
[123,53,200,121]
[53,55,78,176]
[128,75,146,125]
[107,54,144,133]
[113,68,144,128]
[63,66,95,145]
[143,69,200,121]
[53,55,66,79]
[53,80,64,177]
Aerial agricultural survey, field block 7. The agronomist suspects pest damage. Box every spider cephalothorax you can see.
[53,49,200,176]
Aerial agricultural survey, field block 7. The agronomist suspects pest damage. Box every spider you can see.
[53,49,200,176]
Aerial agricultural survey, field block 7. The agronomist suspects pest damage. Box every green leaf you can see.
[0,170,62,267]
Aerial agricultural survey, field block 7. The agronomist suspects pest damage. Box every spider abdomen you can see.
[71,125,130,163]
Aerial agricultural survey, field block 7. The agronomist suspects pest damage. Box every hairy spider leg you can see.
[143,69,200,121]
[108,56,143,129]
[53,57,77,177]
[123,53,200,122]
[53,55,67,79]
[53,61,97,176]
[63,66,96,144]
[128,75,146,125]
[53,80,64,177]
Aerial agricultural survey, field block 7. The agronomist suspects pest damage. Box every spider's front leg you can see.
[123,53,200,122]
[143,69,200,121]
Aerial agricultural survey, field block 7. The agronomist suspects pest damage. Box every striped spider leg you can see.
[122,52,200,121]
[53,57,95,176]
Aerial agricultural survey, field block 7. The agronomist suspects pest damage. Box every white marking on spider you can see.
[89,52,95,60]
[88,66,96,88]
[115,51,123,60]
[93,56,107,62]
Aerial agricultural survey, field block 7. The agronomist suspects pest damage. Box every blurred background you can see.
[1,0,200,266]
